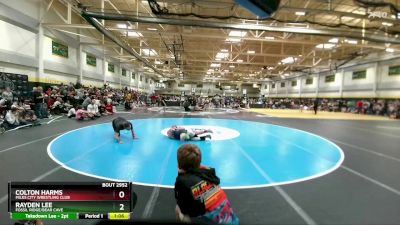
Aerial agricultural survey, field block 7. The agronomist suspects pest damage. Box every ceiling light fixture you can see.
[382,22,393,26]
[141,48,157,56]
[229,65,235,68]
[221,49,229,52]
[247,50,255,54]
[264,36,275,40]
[117,24,128,29]
[237,59,243,63]
[328,38,339,43]
[210,63,221,68]
[281,57,297,64]
[386,48,395,53]
[225,38,241,43]
[295,11,306,16]
[346,39,358,44]
[147,28,158,31]
[216,52,229,59]
[229,31,247,37]
[127,31,143,37]
[316,43,335,49]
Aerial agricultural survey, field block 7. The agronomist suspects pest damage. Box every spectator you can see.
[67,107,76,118]
[313,98,319,115]
[1,87,13,102]
[45,87,52,97]
[5,105,24,128]
[82,95,92,109]
[75,105,94,120]
[33,86,48,119]
[51,97,65,115]
[87,99,101,117]
[14,101,38,124]
[174,144,239,224]
[105,102,114,115]
[357,100,364,114]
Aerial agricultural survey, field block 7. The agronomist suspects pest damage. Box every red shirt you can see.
[48,98,55,108]
[105,104,113,113]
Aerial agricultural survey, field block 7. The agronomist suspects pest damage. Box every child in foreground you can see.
[174,144,239,224]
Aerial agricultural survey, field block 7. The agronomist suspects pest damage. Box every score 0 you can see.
[118,191,125,211]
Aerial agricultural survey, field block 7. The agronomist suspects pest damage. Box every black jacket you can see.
[174,167,220,217]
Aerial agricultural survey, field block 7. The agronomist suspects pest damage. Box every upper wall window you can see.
[272,83,275,89]
[52,40,68,58]
[291,80,297,87]
[197,84,203,88]
[178,83,184,87]
[122,69,127,77]
[352,70,366,80]
[108,63,115,73]
[281,82,285,87]
[306,77,313,85]
[388,65,400,76]
[325,75,335,83]
[131,72,135,80]
[86,54,96,67]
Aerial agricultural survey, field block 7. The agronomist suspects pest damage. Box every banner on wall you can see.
[52,40,68,58]
[86,54,96,67]
[389,65,400,76]
[325,74,335,83]
[108,63,115,73]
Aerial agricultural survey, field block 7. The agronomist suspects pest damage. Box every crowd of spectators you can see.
[0,82,151,131]
[150,94,246,111]
[142,94,400,119]
[262,98,400,119]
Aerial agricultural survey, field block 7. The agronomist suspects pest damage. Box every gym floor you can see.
[1,109,400,225]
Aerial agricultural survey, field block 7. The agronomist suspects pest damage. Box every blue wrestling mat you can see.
[48,118,344,189]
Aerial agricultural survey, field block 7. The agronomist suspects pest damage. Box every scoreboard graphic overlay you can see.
[8,182,134,220]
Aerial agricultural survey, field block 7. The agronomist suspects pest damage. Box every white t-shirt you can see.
[5,111,18,125]
[87,104,99,114]
[52,101,62,108]
[68,108,76,117]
